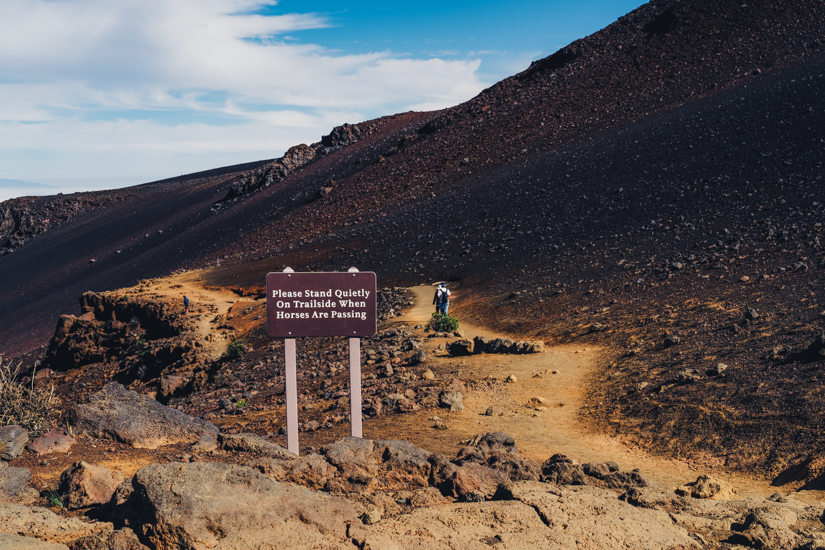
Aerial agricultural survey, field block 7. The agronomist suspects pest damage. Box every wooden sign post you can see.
[267,268,377,454]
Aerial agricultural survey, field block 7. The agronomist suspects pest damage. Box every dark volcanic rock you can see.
[68,383,218,449]
[447,339,474,356]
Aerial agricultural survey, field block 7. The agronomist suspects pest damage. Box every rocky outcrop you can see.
[364,481,699,550]
[44,292,186,373]
[0,193,126,257]
[68,383,218,449]
[116,461,358,550]
[214,120,383,207]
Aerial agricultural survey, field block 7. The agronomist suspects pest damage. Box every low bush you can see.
[428,312,459,333]
[0,359,61,437]
[226,339,248,359]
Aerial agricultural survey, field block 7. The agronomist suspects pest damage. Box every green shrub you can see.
[428,313,459,333]
[44,490,63,508]
[0,360,61,437]
[235,398,247,409]
[226,339,247,359]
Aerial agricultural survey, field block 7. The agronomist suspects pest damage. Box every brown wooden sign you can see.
[266,271,377,337]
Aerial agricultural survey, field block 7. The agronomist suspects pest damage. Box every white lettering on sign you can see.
[272,290,304,298]
[276,311,310,319]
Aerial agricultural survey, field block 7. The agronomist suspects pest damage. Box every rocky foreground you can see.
[2,382,825,550]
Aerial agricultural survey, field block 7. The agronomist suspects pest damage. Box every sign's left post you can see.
[281,267,300,455]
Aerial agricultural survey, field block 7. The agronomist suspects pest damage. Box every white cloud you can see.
[0,0,488,194]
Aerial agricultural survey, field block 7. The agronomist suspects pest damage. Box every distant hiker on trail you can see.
[433,283,451,315]
[183,295,190,314]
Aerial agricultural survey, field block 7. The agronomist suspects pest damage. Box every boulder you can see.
[59,462,124,509]
[121,462,358,550]
[361,498,573,549]
[487,338,516,354]
[68,383,218,449]
[455,433,541,482]
[447,339,474,356]
[373,439,432,489]
[67,530,148,550]
[408,350,428,365]
[541,454,587,485]
[0,425,28,460]
[676,474,738,500]
[472,336,490,354]
[283,454,335,490]
[525,340,545,353]
[190,433,218,453]
[0,467,38,504]
[157,376,186,401]
[382,394,419,413]
[438,380,466,412]
[429,455,511,501]
[219,433,294,458]
[438,391,464,412]
[506,481,698,549]
[0,534,69,550]
[27,427,76,456]
[0,502,107,543]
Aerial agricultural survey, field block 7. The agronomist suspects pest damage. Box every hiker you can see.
[433,283,451,315]
[183,294,190,314]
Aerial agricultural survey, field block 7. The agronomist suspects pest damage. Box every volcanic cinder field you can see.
[2,1,825,548]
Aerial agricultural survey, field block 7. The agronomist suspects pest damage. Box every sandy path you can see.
[384,285,783,498]
[119,269,253,361]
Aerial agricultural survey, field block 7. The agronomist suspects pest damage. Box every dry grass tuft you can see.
[0,358,61,437]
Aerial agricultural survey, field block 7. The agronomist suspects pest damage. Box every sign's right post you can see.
[347,267,363,438]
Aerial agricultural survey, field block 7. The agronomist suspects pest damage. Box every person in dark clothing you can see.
[183,294,190,314]
[432,283,450,314]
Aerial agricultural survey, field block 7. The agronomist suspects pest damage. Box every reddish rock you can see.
[27,427,76,456]
[59,461,125,509]
[32,368,54,387]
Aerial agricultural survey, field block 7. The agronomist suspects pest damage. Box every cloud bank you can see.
[0,0,487,194]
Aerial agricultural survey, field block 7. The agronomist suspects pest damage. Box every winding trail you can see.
[119,269,255,361]
[377,284,783,498]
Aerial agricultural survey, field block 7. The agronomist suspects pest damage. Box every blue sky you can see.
[0,0,645,200]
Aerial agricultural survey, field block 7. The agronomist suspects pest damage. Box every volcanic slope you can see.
[200,53,825,481]
[0,0,824,481]
[1,0,823,357]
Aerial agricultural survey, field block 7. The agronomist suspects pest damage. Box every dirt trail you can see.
[384,285,785,498]
[120,270,253,361]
